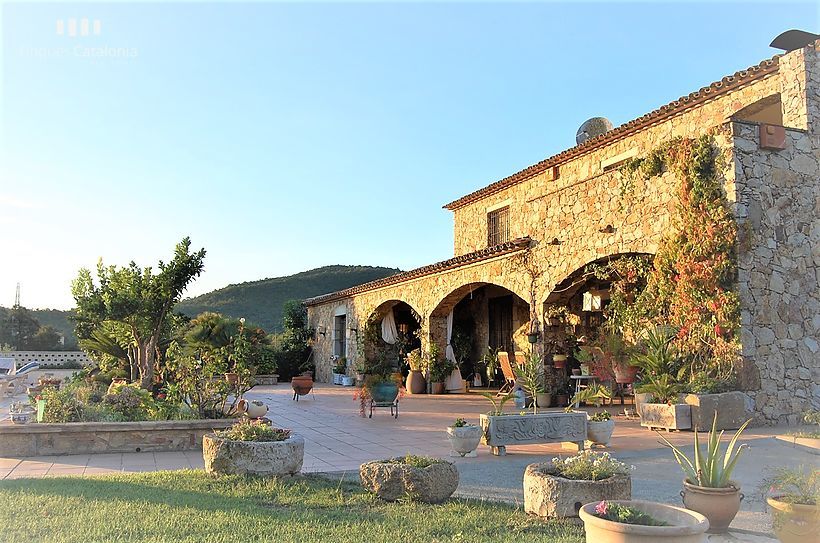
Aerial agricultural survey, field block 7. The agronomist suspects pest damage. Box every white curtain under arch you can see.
[445,310,465,392]
[381,308,398,345]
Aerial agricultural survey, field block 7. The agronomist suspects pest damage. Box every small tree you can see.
[72,237,206,389]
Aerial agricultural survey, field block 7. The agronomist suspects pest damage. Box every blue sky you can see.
[1,1,816,310]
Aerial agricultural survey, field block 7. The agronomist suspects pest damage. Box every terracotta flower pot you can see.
[579,500,709,542]
[553,355,568,369]
[766,497,819,543]
[681,479,742,534]
[291,375,313,398]
[536,393,552,408]
[406,370,426,394]
[225,372,239,385]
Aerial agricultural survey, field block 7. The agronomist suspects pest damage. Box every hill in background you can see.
[176,265,400,333]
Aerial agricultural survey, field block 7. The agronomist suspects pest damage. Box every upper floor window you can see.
[487,206,510,247]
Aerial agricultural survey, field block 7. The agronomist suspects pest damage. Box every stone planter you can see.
[681,479,743,534]
[480,411,586,456]
[446,425,482,457]
[202,433,304,476]
[579,500,709,543]
[332,372,343,385]
[253,374,279,386]
[587,419,615,447]
[359,459,459,503]
[341,375,355,386]
[634,392,652,416]
[524,462,631,518]
[640,403,691,431]
[683,392,748,431]
[766,496,819,543]
[406,370,426,394]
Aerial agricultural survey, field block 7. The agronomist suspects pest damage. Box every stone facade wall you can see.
[307,45,818,424]
[730,120,819,424]
[452,72,781,257]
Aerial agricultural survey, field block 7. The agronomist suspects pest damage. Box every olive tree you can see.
[72,237,206,389]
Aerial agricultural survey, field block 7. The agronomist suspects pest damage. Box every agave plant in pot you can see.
[658,412,751,533]
[759,466,819,543]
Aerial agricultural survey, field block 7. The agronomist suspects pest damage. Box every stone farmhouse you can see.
[306,40,819,424]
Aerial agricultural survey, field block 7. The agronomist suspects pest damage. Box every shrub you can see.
[759,466,819,505]
[589,411,612,422]
[451,418,471,427]
[550,451,630,481]
[41,386,84,423]
[103,382,155,421]
[217,419,291,442]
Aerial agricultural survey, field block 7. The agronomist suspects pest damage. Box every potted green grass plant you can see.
[759,466,819,543]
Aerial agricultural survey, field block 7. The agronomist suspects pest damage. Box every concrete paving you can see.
[3,382,815,543]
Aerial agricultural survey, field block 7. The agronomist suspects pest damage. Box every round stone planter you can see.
[202,433,304,476]
[359,459,459,503]
[587,419,615,447]
[446,425,482,457]
[579,500,709,543]
[766,496,819,543]
[524,462,632,518]
[681,479,742,534]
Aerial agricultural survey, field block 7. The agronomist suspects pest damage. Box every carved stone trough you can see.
[639,403,692,431]
[479,411,586,456]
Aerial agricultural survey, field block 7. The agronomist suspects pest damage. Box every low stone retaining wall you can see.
[0,419,236,457]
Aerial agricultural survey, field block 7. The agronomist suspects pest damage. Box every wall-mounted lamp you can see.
[317,325,327,336]
[548,238,561,245]
[599,224,616,234]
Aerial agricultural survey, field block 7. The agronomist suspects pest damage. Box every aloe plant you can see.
[657,412,751,488]
[479,392,514,416]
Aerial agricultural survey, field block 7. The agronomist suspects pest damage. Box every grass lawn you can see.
[0,470,584,543]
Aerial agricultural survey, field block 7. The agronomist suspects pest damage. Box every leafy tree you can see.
[0,306,63,350]
[274,300,313,380]
[72,237,206,388]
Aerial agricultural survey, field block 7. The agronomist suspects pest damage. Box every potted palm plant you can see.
[760,466,819,543]
[657,413,751,533]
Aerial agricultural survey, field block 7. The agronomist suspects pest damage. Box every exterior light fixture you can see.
[599,224,616,234]
[548,238,561,245]
[317,326,327,336]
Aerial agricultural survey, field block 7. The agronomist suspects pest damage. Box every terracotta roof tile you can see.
[304,237,532,306]
[443,54,781,211]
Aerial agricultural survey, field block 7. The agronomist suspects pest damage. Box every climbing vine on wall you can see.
[603,135,740,381]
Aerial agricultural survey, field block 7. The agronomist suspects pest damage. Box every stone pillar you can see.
[779,43,819,136]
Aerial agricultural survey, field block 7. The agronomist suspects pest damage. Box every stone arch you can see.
[428,281,532,380]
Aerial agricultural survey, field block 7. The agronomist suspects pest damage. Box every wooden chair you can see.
[496,351,517,396]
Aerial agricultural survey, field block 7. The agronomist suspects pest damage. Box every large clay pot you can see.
[370,381,399,404]
[291,375,313,396]
[579,500,709,543]
[681,479,742,534]
[536,393,552,408]
[587,419,615,447]
[446,425,482,457]
[406,370,426,394]
[431,382,446,395]
[767,496,820,543]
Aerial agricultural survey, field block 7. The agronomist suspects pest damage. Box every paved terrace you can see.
[2,383,816,542]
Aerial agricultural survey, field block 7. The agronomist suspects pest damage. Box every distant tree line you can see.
[0,305,67,351]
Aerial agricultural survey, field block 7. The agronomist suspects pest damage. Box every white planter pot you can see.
[341,375,355,386]
[445,368,465,392]
[446,425,482,457]
[480,411,586,456]
[587,419,615,447]
[640,403,692,431]
[332,373,343,385]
